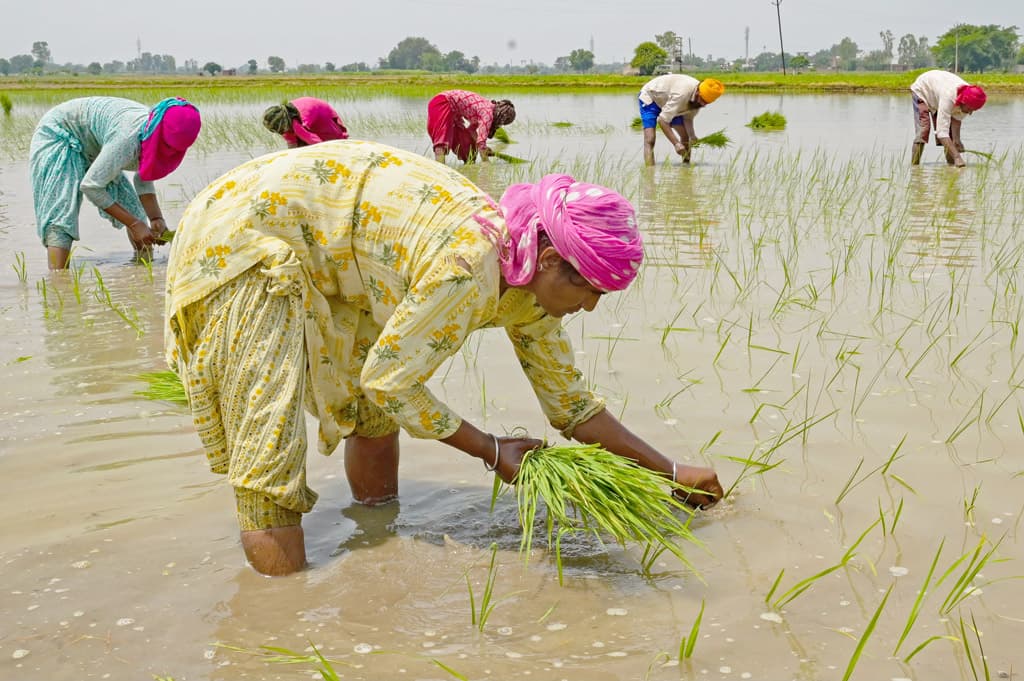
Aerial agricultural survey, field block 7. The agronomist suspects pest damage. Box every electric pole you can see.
[771,0,786,75]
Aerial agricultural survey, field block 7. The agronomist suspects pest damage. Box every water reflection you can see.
[905,167,977,267]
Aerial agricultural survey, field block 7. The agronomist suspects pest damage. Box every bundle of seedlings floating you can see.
[495,442,701,580]
[135,370,188,405]
[746,111,787,130]
[550,121,574,128]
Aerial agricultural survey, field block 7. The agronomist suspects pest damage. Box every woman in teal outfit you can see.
[29,96,201,268]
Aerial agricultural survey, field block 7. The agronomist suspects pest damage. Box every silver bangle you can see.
[484,434,500,472]
[672,461,677,484]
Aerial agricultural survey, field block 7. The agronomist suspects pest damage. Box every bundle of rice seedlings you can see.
[493,151,529,164]
[550,121,574,128]
[630,116,643,129]
[157,230,176,243]
[961,149,995,162]
[747,111,787,130]
[692,128,731,148]
[493,127,512,144]
[495,443,701,579]
[135,370,188,405]
[0,93,12,116]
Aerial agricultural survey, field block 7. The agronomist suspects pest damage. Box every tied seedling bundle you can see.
[493,443,702,581]
[135,370,188,405]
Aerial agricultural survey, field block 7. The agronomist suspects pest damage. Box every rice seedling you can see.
[893,539,945,656]
[465,542,518,631]
[840,583,892,681]
[91,267,144,337]
[677,599,705,661]
[959,613,992,681]
[765,519,879,610]
[493,443,701,582]
[937,535,1005,615]
[11,251,27,283]
[493,127,512,144]
[747,111,787,130]
[215,641,348,679]
[135,370,189,405]
[550,121,574,128]
[0,93,11,116]
[834,435,906,505]
[431,659,470,680]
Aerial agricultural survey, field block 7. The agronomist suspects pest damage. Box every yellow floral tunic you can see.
[165,140,604,461]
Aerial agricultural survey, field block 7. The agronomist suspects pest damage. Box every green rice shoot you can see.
[692,128,731,149]
[494,443,701,579]
[493,151,529,164]
[550,121,574,128]
[961,149,995,162]
[0,94,12,116]
[135,370,188,405]
[493,127,512,144]
[747,111,787,130]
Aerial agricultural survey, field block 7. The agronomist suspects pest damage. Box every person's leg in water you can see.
[344,431,400,505]
[911,94,930,165]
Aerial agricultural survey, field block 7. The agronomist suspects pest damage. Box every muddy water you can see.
[2,92,1023,680]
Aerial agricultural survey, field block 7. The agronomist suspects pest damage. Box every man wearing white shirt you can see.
[909,70,987,167]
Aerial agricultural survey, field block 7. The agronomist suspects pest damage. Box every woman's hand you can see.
[149,217,168,242]
[492,436,545,484]
[126,219,157,247]
[672,464,724,509]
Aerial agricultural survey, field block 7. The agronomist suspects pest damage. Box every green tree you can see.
[789,54,810,69]
[247,59,258,74]
[897,34,932,68]
[831,37,859,70]
[0,58,10,75]
[568,48,594,72]
[631,41,668,75]
[384,36,441,70]
[267,56,285,73]
[87,61,102,75]
[341,62,370,72]
[932,24,1020,71]
[325,62,336,72]
[31,41,51,66]
[879,30,895,60]
[655,31,679,52]
[8,54,34,73]
[203,62,222,76]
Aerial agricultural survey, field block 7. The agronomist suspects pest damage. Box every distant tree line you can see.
[629,24,1023,75]
[2,26,1022,78]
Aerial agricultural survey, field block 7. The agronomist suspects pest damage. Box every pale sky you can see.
[3,0,1020,69]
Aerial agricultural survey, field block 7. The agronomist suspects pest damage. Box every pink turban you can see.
[491,174,643,292]
[955,85,987,111]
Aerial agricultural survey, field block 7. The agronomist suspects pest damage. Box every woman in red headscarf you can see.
[164,140,722,575]
[29,96,201,268]
[909,70,987,167]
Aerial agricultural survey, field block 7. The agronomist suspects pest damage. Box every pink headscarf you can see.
[488,174,643,292]
[955,85,987,111]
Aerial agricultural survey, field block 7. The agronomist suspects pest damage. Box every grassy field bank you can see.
[2,70,1024,101]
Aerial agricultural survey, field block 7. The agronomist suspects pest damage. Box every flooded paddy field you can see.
[1,89,1023,680]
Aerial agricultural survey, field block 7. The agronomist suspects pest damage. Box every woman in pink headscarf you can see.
[164,140,722,575]
[262,97,348,148]
[909,70,987,167]
[30,96,201,268]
